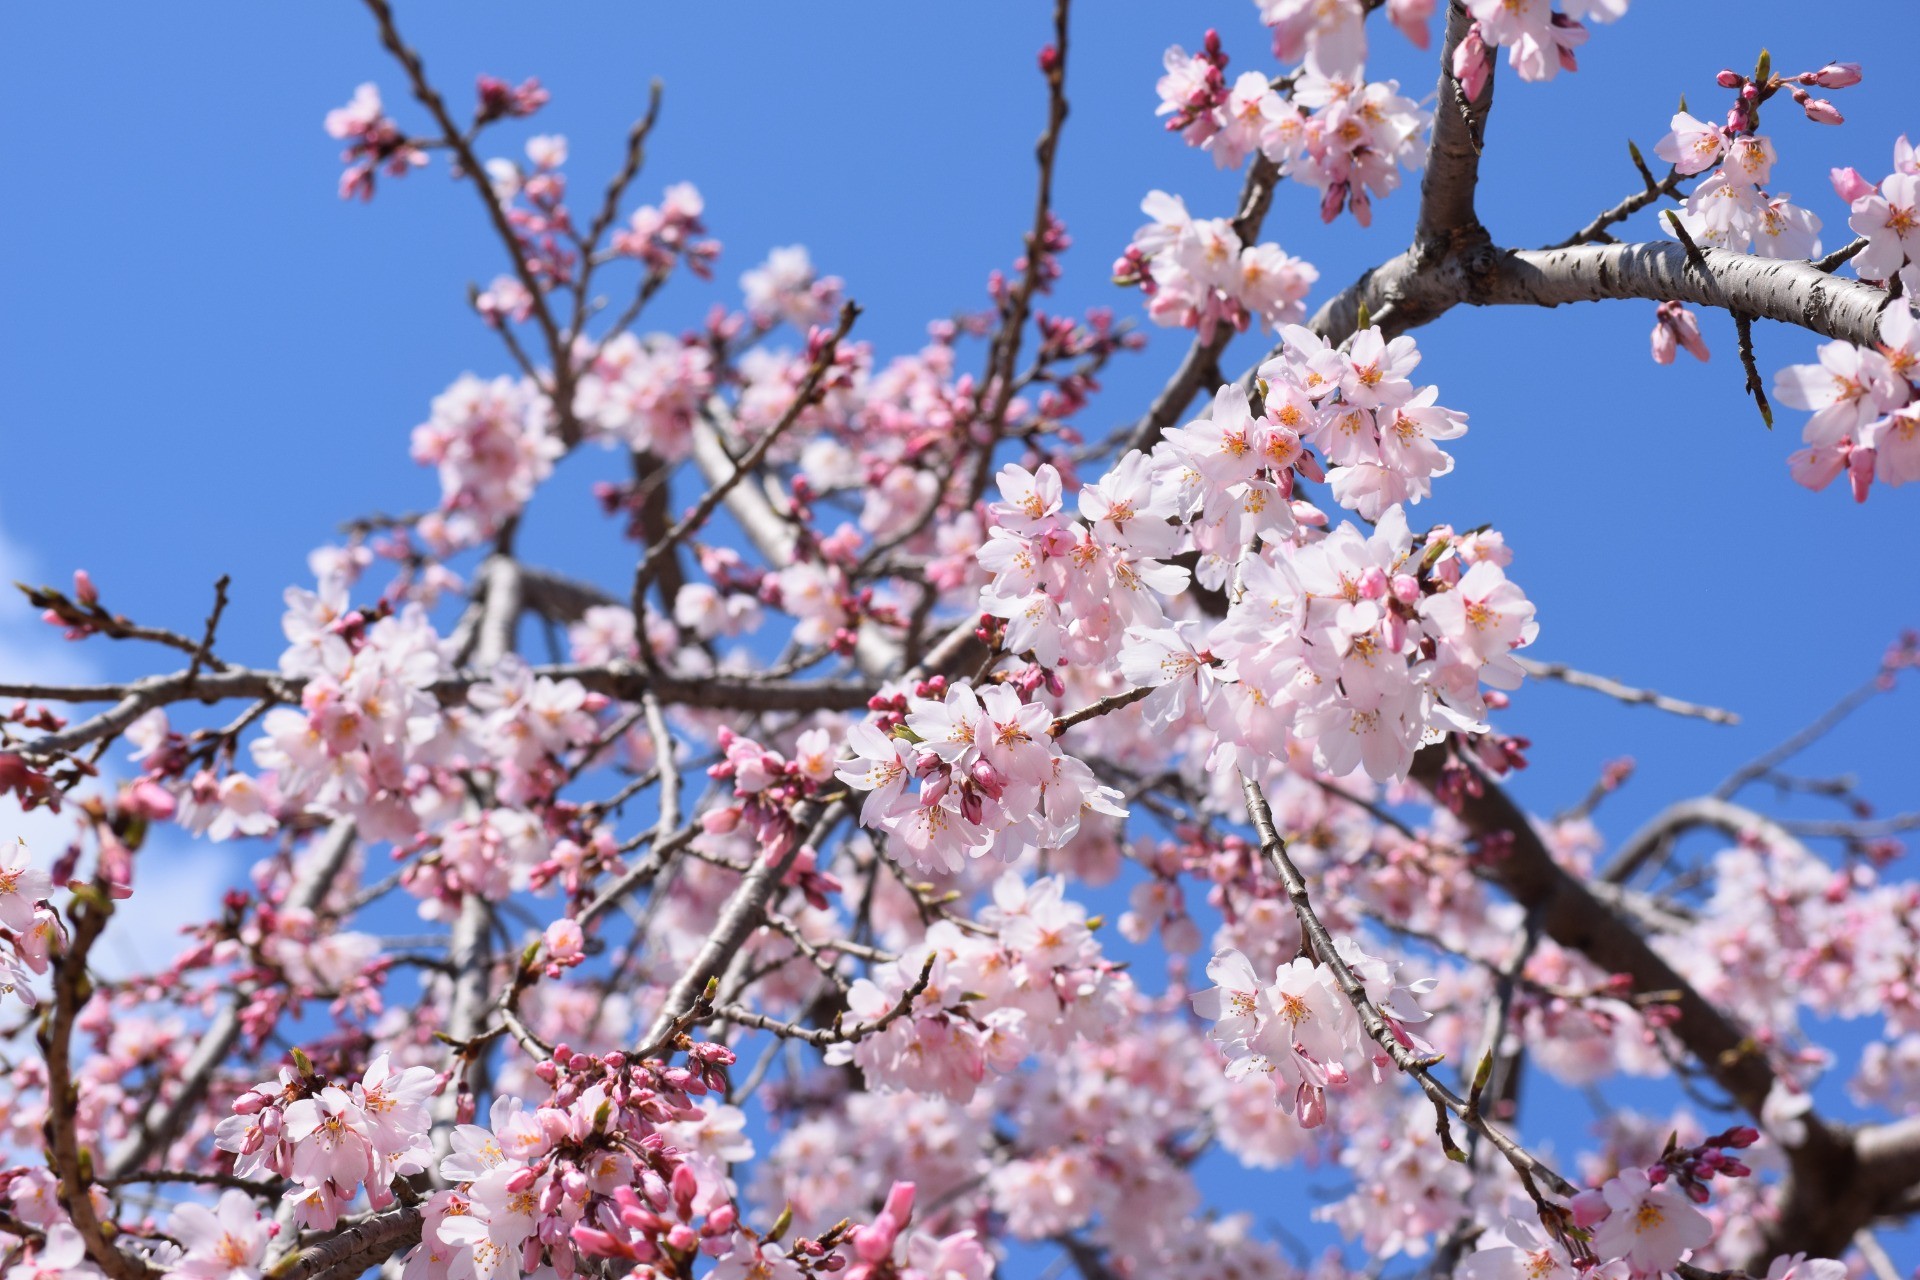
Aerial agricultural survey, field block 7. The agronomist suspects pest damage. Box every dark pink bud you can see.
[1715,69,1745,88]
[671,1163,700,1216]
[967,757,1007,800]
[72,570,98,607]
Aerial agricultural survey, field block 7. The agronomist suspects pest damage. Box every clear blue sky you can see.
[3,0,1917,1270]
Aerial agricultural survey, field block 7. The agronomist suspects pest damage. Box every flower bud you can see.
[1831,166,1876,204]
[1801,95,1844,125]
[1804,62,1861,88]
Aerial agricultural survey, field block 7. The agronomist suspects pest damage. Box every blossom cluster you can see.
[1114,190,1319,338]
[409,374,563,551]
[0,839,53,1008]
[324,82,425,201]
[1247,323,1468,519]
[1655,59,1860,260]
[1837,135,1920,289]
[1773,303,1920,499]
[1452,0,1629,94]
[1192,943,1434,1127]
[838,681,1127,875]
[214,1053,439,1229]
[1150,46,1430,225]
[825,874,1131,1099]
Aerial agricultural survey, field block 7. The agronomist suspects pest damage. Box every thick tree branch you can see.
[264,1207,423,1280]
[1303,241,1893,351]
[1412,749,1796,1120]
[1484,243,1895,347]
[1405,747,1920,1262]
[1413,2,1495,256]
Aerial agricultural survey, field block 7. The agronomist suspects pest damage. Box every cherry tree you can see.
[2,2,1917,1278]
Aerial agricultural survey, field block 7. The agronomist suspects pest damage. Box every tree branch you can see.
[1513,657,1739,725]
[1300,241,1893,352]
[1484,243,1894,346]
[1413,2,1496,257]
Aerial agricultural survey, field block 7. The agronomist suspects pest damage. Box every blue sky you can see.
[3,0,1918,1270]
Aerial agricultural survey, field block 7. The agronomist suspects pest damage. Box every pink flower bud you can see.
[1831,166,1876,203]
[125,778,177,820]
[1390,574,1421,605]
[671,1162,700,1216]
[880,1182,916,1227]
[1650,318,1677,365]
[1358,566,1388,600]
[1451,24,1490,102]
[1849,443,1876,502]
[72,570,98,607]
[852,1224,895,1264]
[1320,180,1351,225]
[967,757,1007,800]
[1804,62,1861,88]
[1715,69,1745,88]
[1801,96,1844,125]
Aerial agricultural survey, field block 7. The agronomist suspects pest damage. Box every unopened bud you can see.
[1804,62,1861,89]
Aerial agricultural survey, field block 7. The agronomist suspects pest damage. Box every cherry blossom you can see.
[3,8,1917,1280]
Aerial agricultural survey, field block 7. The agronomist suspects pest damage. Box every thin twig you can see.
[1547,150,1684,250]
[628,303,859,608]
[1733,313,1774,428]
[712,954,933,1047]
[1239,771,1577,1202]
[184,574,232,685]
[1514,657,1739,725]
